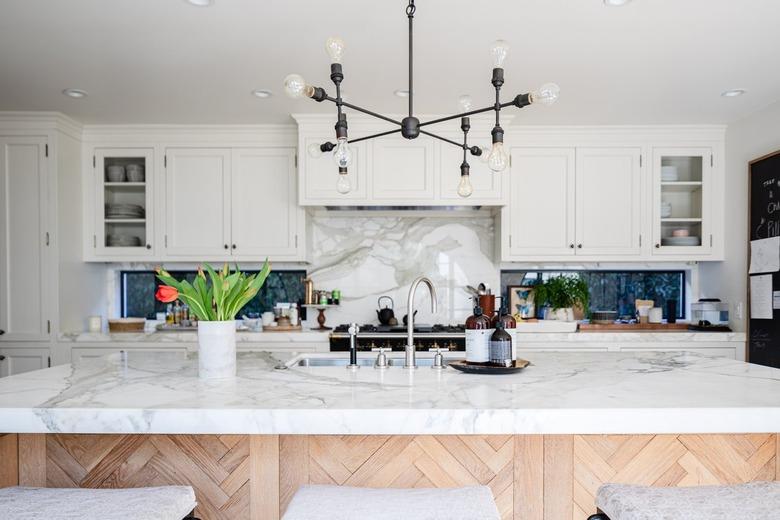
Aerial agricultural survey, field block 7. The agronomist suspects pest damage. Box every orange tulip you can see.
[156,285,179,303]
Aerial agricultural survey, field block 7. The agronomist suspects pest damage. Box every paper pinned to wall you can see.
[774,291,780,310]
[749,236,780,274]
[750,274,774,319]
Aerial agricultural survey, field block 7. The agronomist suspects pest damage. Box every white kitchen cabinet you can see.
[575,147,642,256]
[438,136,502,201]
[301,136,368,202]
[165,148,232,257]
[0,137,51,342]
[231,148,303,259]
[0,347,50,377]
[371,135,435,201]
[505,147,576,257]
[651,147,714,257]
[91,148,155,258]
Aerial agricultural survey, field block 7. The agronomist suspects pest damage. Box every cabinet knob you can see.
[231,244,237,250]
[0,329,4,335]
[0,355,5,361]
[655,243,660,248]
[145,244,151,250]
[577,244,583,249]
[224,244,229,250]
[569,244,574,249]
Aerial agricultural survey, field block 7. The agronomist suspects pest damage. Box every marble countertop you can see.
[1,350,777,435]
[59,330,331,343]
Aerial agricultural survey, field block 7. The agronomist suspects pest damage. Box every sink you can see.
[285,354,463,369]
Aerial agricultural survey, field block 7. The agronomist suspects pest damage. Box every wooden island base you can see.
[1,433,778,520]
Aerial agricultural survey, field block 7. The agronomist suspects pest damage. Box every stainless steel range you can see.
[329,323,465,352]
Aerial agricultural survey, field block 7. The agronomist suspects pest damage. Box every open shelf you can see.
[104,218,146,223]
[661,218,702,223]
[104,182,146,188]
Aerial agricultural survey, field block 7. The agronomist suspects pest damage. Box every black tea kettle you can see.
[376,296,395,325]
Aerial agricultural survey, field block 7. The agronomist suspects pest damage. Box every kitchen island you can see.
[1,350,778,519]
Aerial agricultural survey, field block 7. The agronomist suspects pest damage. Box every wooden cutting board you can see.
[579,322,690,332]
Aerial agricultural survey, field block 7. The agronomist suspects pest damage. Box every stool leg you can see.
[183,511,201,520]
[587,513,610,520]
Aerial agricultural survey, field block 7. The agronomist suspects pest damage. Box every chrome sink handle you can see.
[431,342,445,370]
[374,346,388,369]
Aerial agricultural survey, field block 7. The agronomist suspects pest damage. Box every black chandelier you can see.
[284,0,559,197]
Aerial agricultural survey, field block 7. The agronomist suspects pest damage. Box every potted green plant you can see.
[533,275,589,322]
[156,261,270,379]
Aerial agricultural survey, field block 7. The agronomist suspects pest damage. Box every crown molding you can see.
[0,111,83,140]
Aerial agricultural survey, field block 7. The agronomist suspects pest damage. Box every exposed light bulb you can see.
[325,37,346,63]
[487,142,508,173]
[479,146,490,163]
[490,40,510,68]
[458,94,473,112]
[336,170,351,194]
[457,174,473,198]
[283,74,313,99]
[332,137,352,168]
[532,83,561,106]
[307,143,323,158]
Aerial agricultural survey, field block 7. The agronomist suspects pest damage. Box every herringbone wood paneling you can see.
[280,435,515,520]
[572,434,778,518]
[46,434,251,520]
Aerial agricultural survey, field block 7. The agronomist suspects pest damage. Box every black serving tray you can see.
[448,359,530,374]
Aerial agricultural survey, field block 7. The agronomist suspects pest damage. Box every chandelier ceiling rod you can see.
[283,0,560,197]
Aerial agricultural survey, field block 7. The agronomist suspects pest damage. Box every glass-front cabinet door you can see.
[93,148,155,258]
[651,147,712,256]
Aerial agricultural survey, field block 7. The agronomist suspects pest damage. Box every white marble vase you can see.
[197,321,236,379]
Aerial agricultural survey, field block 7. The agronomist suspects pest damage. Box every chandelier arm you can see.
[418,101,516,128]
[346,128,402,144]
[324,96,403,126]
[419,130,466,150]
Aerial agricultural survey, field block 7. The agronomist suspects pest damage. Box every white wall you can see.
[56,130,107,333]
[700,100,780,331]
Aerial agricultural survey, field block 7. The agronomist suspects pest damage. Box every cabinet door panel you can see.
[301,137,367,202]
[575,147,642,256]
[231,148,300,258]
[165,148,231,257]
[439,136,502,201]
[508,148,576,256]
[372,136,435,200]
[0,348,49,377]
[0,138,48,341]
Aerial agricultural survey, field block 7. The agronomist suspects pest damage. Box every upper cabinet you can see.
[651,147,713,256]
[85,139,305,262]
[0,137,51,342]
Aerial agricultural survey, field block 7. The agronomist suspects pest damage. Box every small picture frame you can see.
[508,285,535,319]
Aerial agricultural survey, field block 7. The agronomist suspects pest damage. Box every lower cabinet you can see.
[0,347,50,377]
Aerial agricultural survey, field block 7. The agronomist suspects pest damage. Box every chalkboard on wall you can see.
[748,150,780,368]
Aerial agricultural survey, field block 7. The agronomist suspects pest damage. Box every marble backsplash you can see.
[307,215,499,326]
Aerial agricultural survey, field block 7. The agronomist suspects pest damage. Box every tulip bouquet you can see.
[155,261,271,321]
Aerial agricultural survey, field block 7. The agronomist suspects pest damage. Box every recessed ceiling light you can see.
[62,88,88,99]
[394,89,409,98]
[251,89,273,98]
[185,0,213,6]
[721,89,746,98]
[603,0,631,5]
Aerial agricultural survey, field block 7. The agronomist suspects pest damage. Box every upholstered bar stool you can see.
[587,481,780,520]
[0,485,199,520]
[283,485,501,520]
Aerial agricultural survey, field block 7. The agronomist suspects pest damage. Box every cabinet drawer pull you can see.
[655,243,660,248]
[145,244,151,250]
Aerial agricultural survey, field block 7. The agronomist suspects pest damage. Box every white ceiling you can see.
[0,0,778,125]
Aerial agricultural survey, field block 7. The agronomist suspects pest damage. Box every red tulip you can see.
[156,285,179,303]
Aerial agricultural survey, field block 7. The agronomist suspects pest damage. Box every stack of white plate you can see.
[661,165,679,182]
[105,204,145,219]
[661,236,700,246]
[106,234,142,247]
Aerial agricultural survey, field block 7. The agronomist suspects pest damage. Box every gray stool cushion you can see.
[283,485,500,520]
[0,486,197,520]
[596,481,780,520]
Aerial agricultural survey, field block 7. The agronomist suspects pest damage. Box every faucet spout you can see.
[405,276,437,369]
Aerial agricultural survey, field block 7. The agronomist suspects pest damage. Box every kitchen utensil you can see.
[125,164,145,182]
[477,282,487,295]
[671,228,690,237]
[106,165,126,182]
[661,236,701,246]
[376,296,395,325]
[108,318,145,333]
[448,358,530,375]
[465,285,480,298]
[648,307,663,324]
[402,310,418,326]
[590,310,617,324]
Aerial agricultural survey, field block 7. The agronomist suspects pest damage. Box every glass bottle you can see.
[491,306,518,360]
[173,300,182,325]
[465,306,491,364]
[165,304,174,325]
[489,322,513,368]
